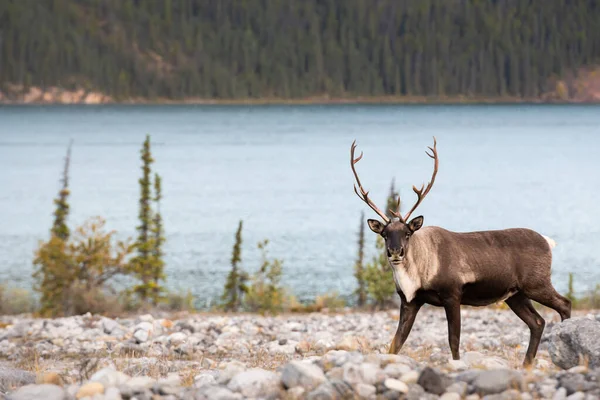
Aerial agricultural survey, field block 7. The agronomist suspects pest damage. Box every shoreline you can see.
[2,95,599,107]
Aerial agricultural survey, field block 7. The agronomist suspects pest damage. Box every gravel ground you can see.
[0,306,598,399]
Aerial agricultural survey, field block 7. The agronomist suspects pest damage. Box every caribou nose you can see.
[388,247,404,258]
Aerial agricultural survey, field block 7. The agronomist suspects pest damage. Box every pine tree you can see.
[150,173,166,303]
[221,220,249,311]
[131,135,165,304]
[33,142,74,315]
[354,211,367,307]
[51,140,73,240]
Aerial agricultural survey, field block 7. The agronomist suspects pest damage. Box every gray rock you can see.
[0,367,36,392]
[126,376,155,392]
[405,384,433,400]
[472,369,523,395]
[101,318,120,335]
[104,387,122,400]
[377,354,419,369]
[133,329,150,343]
[381,390,402,400]
[440,393,461,400]
[554,387,568,400]
[217,360,246,384]
[307,379,354,400]
[456,370,482,384]
[549,318,600,369]
[322,350,363,368]
[195,385,243,400]
[356,383,376,398]
[384,378,409,393]
[558,373,597,395]
[89,367,129,387]
[342,363,363,386]
[157,372,181,387]
[482,389,523,400]
[383,363,411,378]
[227,368,281,398]
[447,359,468,371]
[360,363,384,385]
[538,382,558,399]
[306,381,339,400]
[400,370,419,384]
[417,366,451,395]
[193,373,216,388]
[8,384,66,400]
[287,386,306,400]
[167,332,187,345]
[325,366,344,380]
[446,381,468,396]
[281,360,326,391]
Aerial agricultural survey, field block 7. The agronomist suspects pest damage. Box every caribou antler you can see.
[350,140,390,223]
[403,137,439,222]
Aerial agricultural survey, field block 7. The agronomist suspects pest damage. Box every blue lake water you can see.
[0,104,599,307]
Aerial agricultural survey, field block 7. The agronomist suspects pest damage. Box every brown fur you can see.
[377,221,572,367]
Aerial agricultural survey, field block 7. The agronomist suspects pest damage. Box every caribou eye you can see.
[406,233,411,239]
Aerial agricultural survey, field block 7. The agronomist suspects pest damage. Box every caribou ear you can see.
[367,219,385,234]
[408,216,424,232]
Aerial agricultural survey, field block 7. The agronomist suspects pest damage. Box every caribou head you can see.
[350,138,438,267]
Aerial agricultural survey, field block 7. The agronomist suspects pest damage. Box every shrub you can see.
[162,289,196,312]
[311,292,346,312]
[64,283,125,317]
[33,217,134,317]
[245,240,286,314]
[0,285,36,315]
[573,284,600,310]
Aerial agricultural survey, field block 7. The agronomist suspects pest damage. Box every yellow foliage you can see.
[555,81,569,100]
[33,217,134,317]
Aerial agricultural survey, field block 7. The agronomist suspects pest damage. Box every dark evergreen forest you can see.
[1,0,600,100]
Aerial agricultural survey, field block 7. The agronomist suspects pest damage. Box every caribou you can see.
[350,137,571,367]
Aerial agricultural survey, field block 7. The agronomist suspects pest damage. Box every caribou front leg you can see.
[389,295,422,354]
[442,293,462,360]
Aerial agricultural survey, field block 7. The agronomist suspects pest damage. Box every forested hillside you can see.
[1,0,600,101]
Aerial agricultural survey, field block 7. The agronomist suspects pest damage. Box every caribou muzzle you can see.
[387,247,405,263]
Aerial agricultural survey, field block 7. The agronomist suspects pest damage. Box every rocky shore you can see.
[0,307,599,399]
[0,85,111,105]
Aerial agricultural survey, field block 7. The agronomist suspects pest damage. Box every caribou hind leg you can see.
[505,292,545,367]
[525,284,572,321]
[389,298,422,354]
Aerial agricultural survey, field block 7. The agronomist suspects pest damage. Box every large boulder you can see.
[548,317,600,369]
